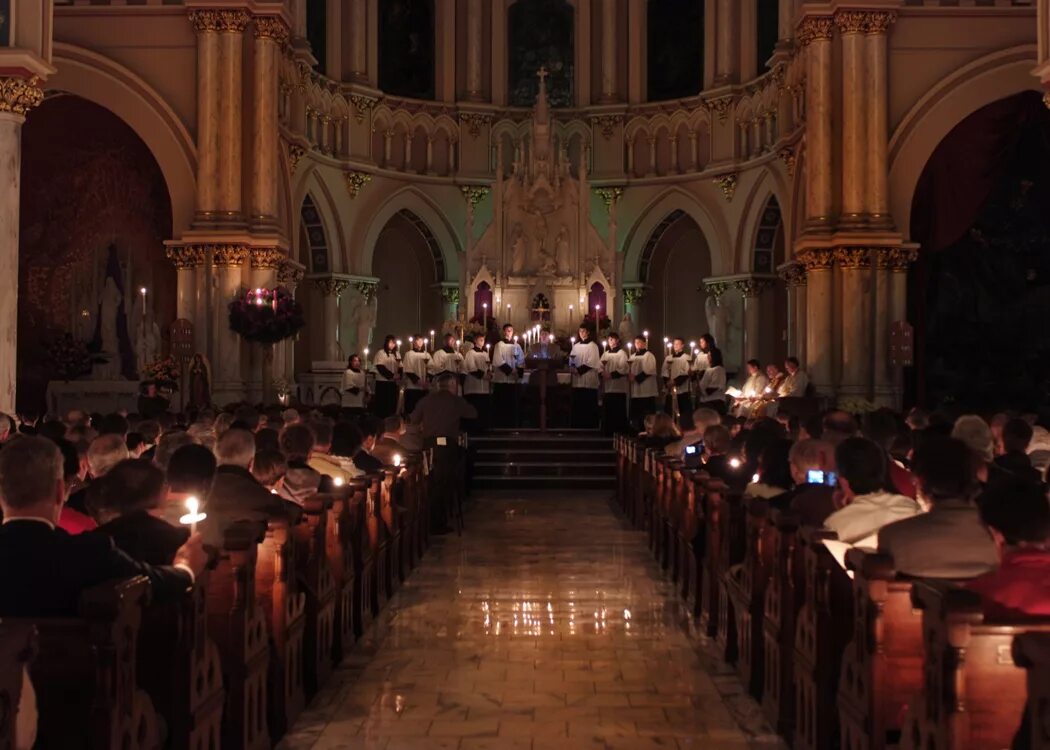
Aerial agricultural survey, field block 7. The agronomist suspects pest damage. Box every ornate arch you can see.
[888,45,1039,239]
[49,43,197,235]
[293,165,346,271]
[621,187,732,282]
[735,167,789,271]
[360,187,461,280]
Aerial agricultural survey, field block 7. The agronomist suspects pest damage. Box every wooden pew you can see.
[18,577,161,749]
[376,468,397,604]
[140,569,224,750]
[0,621,35,750]
[330,481,364,661]
[206,522,271,750]
[714,483,746,664]
[902,582,1050,750]
[837,549,923,750]
[256,518,306,739]
[761,510,802,739]
[357,474,382,625]
[629,440,645,529]
[296,495,337,697]
[727,496,775,697]
[697,477,729,638]
[793,527,854,750]
[676,466,700,604]
[1013,632,1050,750]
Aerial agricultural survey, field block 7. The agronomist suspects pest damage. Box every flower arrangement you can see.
[837,396,878,415]
[273,377,292,405]
[228,286,305,344]
[142,355,180,389]
[44,333,95,381]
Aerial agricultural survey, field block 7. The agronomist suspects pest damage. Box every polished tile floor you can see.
[279,492,783,750]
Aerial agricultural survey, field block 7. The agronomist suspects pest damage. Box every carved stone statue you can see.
[705,295,730,352]
[555,226,572,276]
[188,354,212,409]
[618,312,636,344]
[354,295,377,354]
[90,277,123,380]
[510,225,528,275]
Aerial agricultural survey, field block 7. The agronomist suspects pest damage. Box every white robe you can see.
[491,340,524,384]
[403,350,431,391]
[341,368,367,408]
[373,350,401,382]
[697,366,727,403]
[661,352,692,388]
[570,340,602,390]
[741,372,770,398]
[430,347,464,376]
[601,348,630,395]
[778,369,809,397]
[463,348,491,395]
[629,350,658,399]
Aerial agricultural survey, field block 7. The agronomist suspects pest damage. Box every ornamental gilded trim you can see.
[349,94,377,124]
[864,11,896,34]
[713,174,737,202]
[834,11,867,34]
[287,143,305,173]
[441,287,461,305]
[277,261,305,286]
[0,76,42,116]
[589,114,624,139]
[313,278,350,297]
[593,187,624,210]
[797,248,834,272]
[459,112,494,138]
[345,170,373,199]
[190,8,251,33]
[778,147,796,177]
[704,281,731,299]
[250,248,286,270]
[876,247,918,272]
[622,287,646,305]
[734,277,777,299]
[834,247,872,270]
[212,245,251,268]
[778,262,807,287]
[352,281,379,302]
[254,16,290,45]
[460,186,490,209]
[797,17,834,46]
[166,244,206,271]
[705,95,734,123]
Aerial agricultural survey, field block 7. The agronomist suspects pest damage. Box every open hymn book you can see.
[725,386,743,399]
[823,539,858,580]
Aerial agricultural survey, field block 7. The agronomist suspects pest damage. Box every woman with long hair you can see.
[371,335,401,418]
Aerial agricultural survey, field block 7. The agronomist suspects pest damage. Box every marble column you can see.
[778,262,807,362]
[349,0,369,82]
[836,12,867,228]
[0,78,42,415]
[212,245,250,401]
[865,12,895,227]
[714,0,739,86]
[801,250,834,394]
[276,260,305,382]
[218,10,249,222]
[166,245,205,322]
[193,257,211,357]
[315,278,349,363]
[736,278,773,362]
[466,0,484,101]
[190,10,222,220]
[798,18,834,230]
[251,17,289,231]
[873,252,893,406]
[836,248,873,399]
[778,0,793,41]
[599,0,618,102]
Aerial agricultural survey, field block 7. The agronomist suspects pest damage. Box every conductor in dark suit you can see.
[0,436,207,617]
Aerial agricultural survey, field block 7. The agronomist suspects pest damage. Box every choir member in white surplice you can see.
[430,333,465,392]
[629,335,658,432]
[600,332,630,435]
[371,335,402,418]
[462,332,491,432]
[341,354,368,412]
[690,334,715,402]
[491,324,525,427]
[697,347,728,415]
[662,338,695,429]
[402,336,432,416]
[731,359,770,418]
[569,325,602,429]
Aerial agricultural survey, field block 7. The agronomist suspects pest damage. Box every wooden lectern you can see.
[525,356,560,432]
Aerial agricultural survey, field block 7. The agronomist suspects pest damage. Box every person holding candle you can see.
[402,335,432,416]
[629,335,659,432]
[491,323,525,427]
[372,335,402,418]
[430,333,465,389]
[463,332,492,433]
[569,323,602,428]
[662,337,694,430]
[341,354,368,413]
[600,332,630,435]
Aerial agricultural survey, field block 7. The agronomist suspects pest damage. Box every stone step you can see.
[472,475,616,490]
[473,448,616,464]
[470,430,612,453]
[474,461,614,478]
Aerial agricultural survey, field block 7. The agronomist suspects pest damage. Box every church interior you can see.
[3,1,1050,749]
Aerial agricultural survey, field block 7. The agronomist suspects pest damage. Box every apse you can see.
[373,209,444,340]
[638,210,712,345]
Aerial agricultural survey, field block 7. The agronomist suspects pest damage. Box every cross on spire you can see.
[537,66,549,85]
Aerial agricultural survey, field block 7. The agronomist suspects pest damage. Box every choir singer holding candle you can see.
[569,324,602,428]
[600,332,630,435]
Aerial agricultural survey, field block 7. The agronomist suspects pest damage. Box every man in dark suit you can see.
[0,436,206,617]
[209,428,288,540]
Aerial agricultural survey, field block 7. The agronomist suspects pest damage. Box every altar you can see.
[466,68,617,336]
[46,380,140,417]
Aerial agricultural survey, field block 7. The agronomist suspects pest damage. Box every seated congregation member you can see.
[629,335,658,431]
[278,424,323,506]
[160,444,217,528]
[329,422,369,475]
[700,424,736,480]
[462,332,491,432]
[863,408,917,499]
[824,437,922,547]
[371,335,402,418]
[403,335,432,416]
[745,439,794,500]
[307,417,358,483]
[730,359,769,418]
[600,332,630,435]
[51,438,97,535]
[353,416,386,472]
[638,413,681,450]
[783,439,837,525]
[952,414,996,482]
[968,477,1050,617]
[410,372,478,442]
[661,338,694,429]
[251,449,287,493]
[65,433,129,518]
[89,459,189,565]
[877,436,998,578]
[0,436,206,617]
[210,428,288,525]
[821,410,860,446]
[777,357,809,398]
[341,354,368,412]
[136,419,161,461]
[371,416,407,466]
[696,347,727,415]
[255,426,280,453]
[665,407,722,457]
[491,324,525,427]
[569,324,602,429]
[152,430,195,472]
[430,333,464,381]
[994,417,1040,483]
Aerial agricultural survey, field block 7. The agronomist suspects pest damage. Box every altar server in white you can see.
[569,324,602,428]
[662,337,694,429]
[430,333,464,389]
[463,332,491,432]
[491,324,525,427]
[601,332,630,435]
[402,336,432,415]
[372,335,402,418]
[629,335,658,432]
[341,354,368,412]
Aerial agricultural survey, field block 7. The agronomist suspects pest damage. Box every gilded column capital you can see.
[190,9,251,33]
[713,174,737,202]
[834,247,872,270]
[250,247,286,270]
[797,248,834,272]
[212,244,251,268]
[864,11,896,34]
[441,286,461,305]
[593,187,624,210]
[253,16,290,45]
[704,95,734,123]
[460,185,490,208]
[777,147,796,177]
[345,170,373,199]
[0,76,43,116]
[589,113,624,139]
[622,287,647,305]
[734,277,777,299]
[875,247,918,272]
[349,94,377,124]
[704,280,732,299]
[834,11,867,34]
[352,280,379,302]
[287,143,306,173]
[313,277,350,297]
[778,262,807,287]
[166,244,206,270]
[459,112,494,138]
[797,17,835,46]
[277,260,305,286]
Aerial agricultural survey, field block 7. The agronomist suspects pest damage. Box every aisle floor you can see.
[279,492,782,750]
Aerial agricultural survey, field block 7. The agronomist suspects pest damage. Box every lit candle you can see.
[393,454,402,468]
[570,336,576,345]
[363,347,369,358]
[396,339,403,354]
[643,330,650,348]
[485,343,491,353]
[729,457,742,469]
[430,330,436,352]
[334,476,344,487]
[179,496,207,533]
[627,342,633,352]
[139,287,147,322]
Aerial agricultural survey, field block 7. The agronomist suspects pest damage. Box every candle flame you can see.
[334,476,344,487]
[393,454,402,467]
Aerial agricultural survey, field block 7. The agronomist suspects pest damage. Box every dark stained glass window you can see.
[647,0,702,101]
[508,0,575,108]
[756,0,780,72]
[379,0,436,100]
